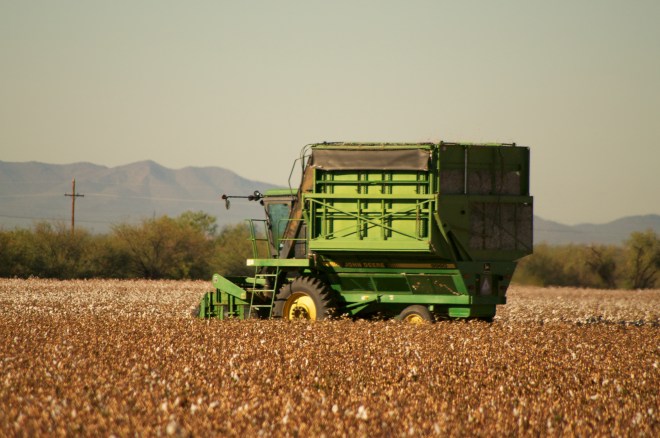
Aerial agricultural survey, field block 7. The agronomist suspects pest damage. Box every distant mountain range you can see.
[1,160,658,244]
[534,215,659,245]
[0,160,279,234]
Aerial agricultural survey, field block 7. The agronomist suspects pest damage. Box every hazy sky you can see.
[1,1,658,225]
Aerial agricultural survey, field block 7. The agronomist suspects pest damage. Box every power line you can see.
[0,193,58,199]
[0,192,223,204]
[0,213,141,226]
[84,193,221,203]
[0,214,66,221]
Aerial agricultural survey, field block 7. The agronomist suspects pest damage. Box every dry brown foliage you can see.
[1,280,658,436]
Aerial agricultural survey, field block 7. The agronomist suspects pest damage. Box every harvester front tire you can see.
[273,277,336,321]
[399,305,433,324]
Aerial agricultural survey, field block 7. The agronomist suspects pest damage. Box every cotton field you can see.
[1,279,658,436]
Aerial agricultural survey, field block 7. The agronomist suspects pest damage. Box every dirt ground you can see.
[1,279,658,436]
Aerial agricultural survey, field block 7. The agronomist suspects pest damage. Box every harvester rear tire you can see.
[399,305,433,324]
[273,277,336,321]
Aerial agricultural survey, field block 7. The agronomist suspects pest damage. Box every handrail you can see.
[304,193,435,200]
[246,219,271,259]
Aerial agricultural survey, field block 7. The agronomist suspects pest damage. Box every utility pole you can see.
[64,178,84,236]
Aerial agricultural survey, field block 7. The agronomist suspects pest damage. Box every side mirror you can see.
[221,194,230,210]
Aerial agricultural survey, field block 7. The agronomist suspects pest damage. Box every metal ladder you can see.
[245,218,280,318]
[246,268,280,318]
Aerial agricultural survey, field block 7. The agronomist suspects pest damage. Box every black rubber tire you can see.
[272,277,336,321]
[399,305,433,324]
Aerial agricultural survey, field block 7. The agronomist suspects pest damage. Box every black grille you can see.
[469,202,532,251]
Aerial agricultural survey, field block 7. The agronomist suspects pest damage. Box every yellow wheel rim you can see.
[403,313,427,324]
[284,292,317,320]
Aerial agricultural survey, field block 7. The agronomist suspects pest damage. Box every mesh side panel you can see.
[517,204,533,249]
[467,170,493,195]
[469,202,532,251]
[440,143,529,196]
[500,205,517,249]
[440,169,464,194]
[494,170,522,195]
[464,170,522,195]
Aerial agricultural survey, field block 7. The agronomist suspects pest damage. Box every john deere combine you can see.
[197,142,533,321]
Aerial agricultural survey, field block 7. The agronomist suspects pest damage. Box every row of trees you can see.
[0,212,254,280]
[1,211,658,289]
[513,230,659,289]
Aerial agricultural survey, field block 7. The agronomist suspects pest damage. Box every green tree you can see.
[27,222,100,278]
[514,243,623,289]
[211,223,254,277]
[86,233,133,279]
[112,214,214,279]
[0,230,32,277]
[0,223,97,278]
[623,230,659,289]
[514,244,583,287]
[584,245,619,289]
[177,211,218,238]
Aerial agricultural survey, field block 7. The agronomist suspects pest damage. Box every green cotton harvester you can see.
[196,142,533,322]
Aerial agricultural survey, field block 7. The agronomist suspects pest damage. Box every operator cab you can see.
[261,189,296,256]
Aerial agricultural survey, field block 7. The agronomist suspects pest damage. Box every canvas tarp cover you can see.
[311,148,429,171]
